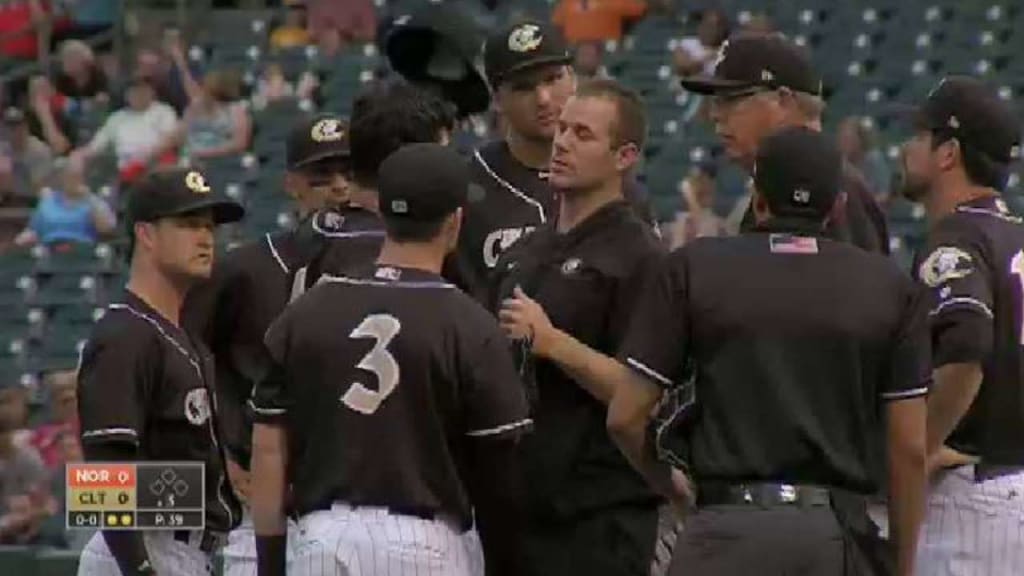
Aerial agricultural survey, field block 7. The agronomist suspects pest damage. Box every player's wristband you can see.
[255,534,287,576]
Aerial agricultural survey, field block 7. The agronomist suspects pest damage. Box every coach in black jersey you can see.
[606,127,929,576]
[250,144,530,576]
[901,76,1024,574]
[77,168,244,576]
[492,79,663,576]
[679,33,890,254]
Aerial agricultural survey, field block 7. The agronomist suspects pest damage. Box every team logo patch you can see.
[184,388,211,426]
[185,171,211,194]
[770,234,818,254]
[311,118,344,143]
[508,24,543,53]
[318,210,346,231]
[375,266,401,281]
[792,188,811,204]
[918,246,974,287]
[561,257,582,275]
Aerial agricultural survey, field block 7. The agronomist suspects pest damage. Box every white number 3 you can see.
[341,314,402,414]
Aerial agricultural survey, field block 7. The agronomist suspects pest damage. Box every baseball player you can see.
[76,168,245,576]
[491,79,664,576]
[679,33,890,254]
[604,127,929,576]
[901,76,1024,575]
[249,143,530,576]
[449,20,655,303]
[296,77,458,283]
[183,113,367,576]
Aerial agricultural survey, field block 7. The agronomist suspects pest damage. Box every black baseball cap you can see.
[679,33,822,97]
[753,127,841,221]
[287,115,350,170]
[378,143,469,222]
[484,20,571,89]
[127,168,244,225]
[910,76,1021,165]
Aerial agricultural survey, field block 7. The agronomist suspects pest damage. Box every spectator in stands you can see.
[552,0,646,44]
[669,160,724,248]
[55,0,116,45]
[28,370,80,472]
[306,0,376,58]
[0,0,46,63]
[0,106,54,206]
[672,9,730,77]
[15,156,116,247]
[53,39,109,104]
[71,75,179,183]
[0,380,52,546]
[574,42,604,78]
[26,75,77,155]
[252,63,318,109]
[837,116,891,201]
[270,2,311,50]
[135,40,190,114]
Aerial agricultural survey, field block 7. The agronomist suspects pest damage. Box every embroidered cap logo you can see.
[311,118,344,143]
[185,171,211,194]
[508,24,543,53]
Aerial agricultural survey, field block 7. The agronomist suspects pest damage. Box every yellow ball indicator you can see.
[121,514,133,527]
[107,514,119,526]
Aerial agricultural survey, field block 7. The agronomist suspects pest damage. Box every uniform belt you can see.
[697,482,832,508]
[172,529,226,554]
[974,464,1024,482]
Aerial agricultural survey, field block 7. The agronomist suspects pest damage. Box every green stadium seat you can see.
[0,546,36,576]
[34,547,80,576]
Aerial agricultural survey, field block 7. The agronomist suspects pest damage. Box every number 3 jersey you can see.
[914,195,1024,465]
[250,264,531,525]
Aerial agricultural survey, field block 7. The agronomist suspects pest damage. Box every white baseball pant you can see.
[916,465,1024,575]
[77,530,216,576]
[292,503,483,576]
[222,510,299,576]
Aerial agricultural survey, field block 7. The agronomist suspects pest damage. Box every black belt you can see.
[974,463,1024,482]
[172,530,226,554]
[697,482,832,508]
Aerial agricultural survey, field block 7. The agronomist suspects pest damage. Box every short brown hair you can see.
[574,78,648,152]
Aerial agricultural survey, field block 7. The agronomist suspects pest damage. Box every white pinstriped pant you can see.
[293,503,483,576]
[77,530,215,576]
[916,465,1024,575]
[222,510,299,576]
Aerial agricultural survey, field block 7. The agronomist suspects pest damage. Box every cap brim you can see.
[494,55,573,86]
[291,147,352,169]
[678,74,758,95]
[170,197,246,225]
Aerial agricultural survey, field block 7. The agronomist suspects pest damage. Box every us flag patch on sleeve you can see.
[770,234,819,254]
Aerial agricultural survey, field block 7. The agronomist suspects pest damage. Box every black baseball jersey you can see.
[620,225,931,493]
[491,200,664,517]
[78,291,242,532]
[741,162,891,254]
[914,195,1024,465]
[250,264,531,525]
[449,140,658,303]
[184,206,384,468]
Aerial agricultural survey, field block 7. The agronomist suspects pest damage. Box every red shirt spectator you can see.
[28,370,80,472]
[306,0,376,56]
[0,1,44,60]
[552,0,647,44]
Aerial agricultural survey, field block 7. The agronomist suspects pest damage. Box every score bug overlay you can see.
[66,462,205,530]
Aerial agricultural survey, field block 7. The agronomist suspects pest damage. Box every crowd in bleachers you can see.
[0,0,1022,568]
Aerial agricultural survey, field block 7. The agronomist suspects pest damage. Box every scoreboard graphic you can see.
[66,462,205,530]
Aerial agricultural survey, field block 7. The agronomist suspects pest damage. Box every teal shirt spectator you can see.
[27,187,114,245]
[68,0,117,27]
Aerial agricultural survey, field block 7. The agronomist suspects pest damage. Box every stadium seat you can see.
[34,546,81,576]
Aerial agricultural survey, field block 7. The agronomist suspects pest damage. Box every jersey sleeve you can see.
[249,312,292,423]
[916,224,994,367]
[882,283,933,401]
[461,323,532,440]
[617,253,689,388]
[77,324,156,446]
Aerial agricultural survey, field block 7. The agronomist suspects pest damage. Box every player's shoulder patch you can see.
[918,245,975,287]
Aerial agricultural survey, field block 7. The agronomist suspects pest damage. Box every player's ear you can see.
[937,137,961,172]
[752,189,772,224]
[614,142,640,173]
[134,221,156,252]
[283,171,303,201]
